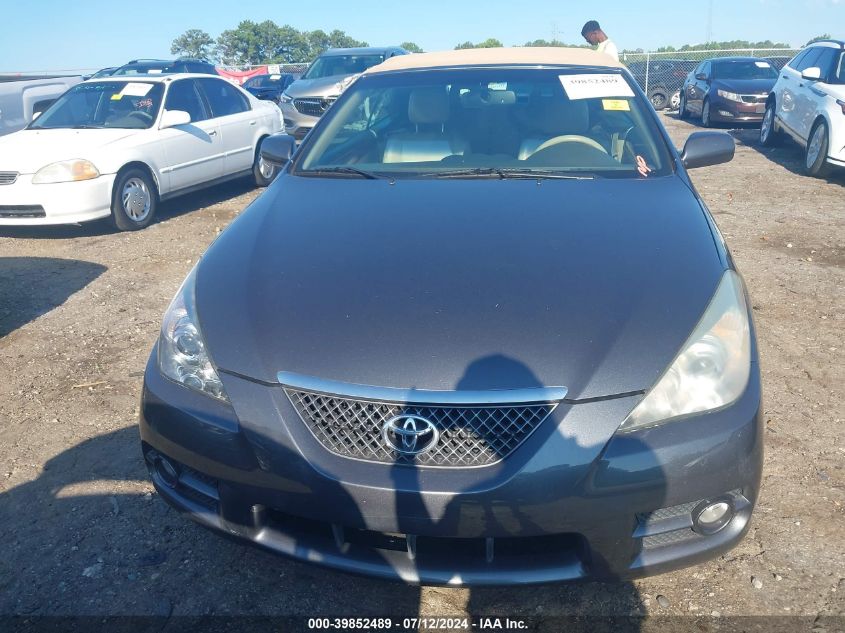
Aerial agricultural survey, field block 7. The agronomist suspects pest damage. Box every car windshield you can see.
[301,54,386,80]
[713,60,778,80]
[296,67,672,179]
[29,81,164,130]
[245,75,283,88]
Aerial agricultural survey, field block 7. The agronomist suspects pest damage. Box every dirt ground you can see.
[0,112,843,630]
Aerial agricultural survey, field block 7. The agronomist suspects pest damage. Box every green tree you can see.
[216,20,316,64]
[805,34,831,46]
[401,41,424,53]
[454,38,503,50]
[170,29,215,60]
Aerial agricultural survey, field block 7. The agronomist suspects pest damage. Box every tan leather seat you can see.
[518,99,597,160]
[383,87,468,163]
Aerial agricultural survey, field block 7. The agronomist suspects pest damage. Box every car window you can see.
[832,51,845,84]
[197,78,250,117]
[29,81,164,130]
[165,79,209,122]
[296,67,673,179]
[712,60,778,80]
[787,49,809,71]
[302,54,386,80]
[813,48,839,82]
[796,48,823,72]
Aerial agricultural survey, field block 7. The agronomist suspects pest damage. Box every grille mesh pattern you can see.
[642,528,702,549]
[293,97,336,117]
[285,389,555,468]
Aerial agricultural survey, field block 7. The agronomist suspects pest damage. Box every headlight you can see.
[32,159,99,184]
[158,266,229,402]
[717,89,742,103]
[618,271,751,432]
[280,91,293,104]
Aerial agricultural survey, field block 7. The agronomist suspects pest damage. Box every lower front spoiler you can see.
[145,447,755,586]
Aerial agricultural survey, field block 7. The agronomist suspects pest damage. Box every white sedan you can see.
[0,74,281,230]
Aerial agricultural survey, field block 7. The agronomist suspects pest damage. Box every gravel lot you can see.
[0,112,843,630]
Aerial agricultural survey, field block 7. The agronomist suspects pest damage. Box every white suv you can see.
[761,40,845,177]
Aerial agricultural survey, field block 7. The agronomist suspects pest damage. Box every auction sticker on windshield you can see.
[559,74,634,100]
[119,83,154,98]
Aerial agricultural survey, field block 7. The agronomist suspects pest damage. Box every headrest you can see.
[409,87,450,125]
[531,99,590,135]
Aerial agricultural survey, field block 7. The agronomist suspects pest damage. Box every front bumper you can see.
[709,96,767,123]
[0,173,115,225]
[139,352,763,585]
[279,99,321,141]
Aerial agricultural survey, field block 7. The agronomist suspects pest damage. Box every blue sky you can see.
[1,0,842,72]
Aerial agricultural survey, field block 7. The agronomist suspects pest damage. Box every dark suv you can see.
[112,58,218,76]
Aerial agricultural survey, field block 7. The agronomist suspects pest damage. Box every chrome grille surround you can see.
[0,172,18,185]
[279,372,565,469]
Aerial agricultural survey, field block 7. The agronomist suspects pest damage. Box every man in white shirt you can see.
[581,20,619,61]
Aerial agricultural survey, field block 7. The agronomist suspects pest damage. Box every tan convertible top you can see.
[365,47,625,74]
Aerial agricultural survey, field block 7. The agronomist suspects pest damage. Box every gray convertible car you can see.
[140,48,761,585]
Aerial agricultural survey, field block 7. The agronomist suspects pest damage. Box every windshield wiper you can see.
[71,124,105,129]
[418,167,595,180]
[303,166,385,179]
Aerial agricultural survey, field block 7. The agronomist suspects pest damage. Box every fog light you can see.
[155,456,180,489]
[693,499,733,535]
[718,110,734,118]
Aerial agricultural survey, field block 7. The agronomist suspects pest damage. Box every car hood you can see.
[713,78,776,94]
[197,175,724,401]
[285,75,353,98]
[0,128,139,173]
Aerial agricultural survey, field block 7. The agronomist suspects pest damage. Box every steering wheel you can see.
[532,134,608,155]
[127,111,153,124]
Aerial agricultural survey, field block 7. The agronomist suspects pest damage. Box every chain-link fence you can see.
[620,48,799,111]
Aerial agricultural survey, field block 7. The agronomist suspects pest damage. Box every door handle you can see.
[208,129,217,136]
[249,120,256,126]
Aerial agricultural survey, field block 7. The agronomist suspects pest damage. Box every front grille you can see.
[285,389,555,468]
[0,171,18,185]
[0,205,45,218]
[293,96,337,117]
[740,95,766,104]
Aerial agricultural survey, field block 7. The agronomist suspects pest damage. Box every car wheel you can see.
[111,168,156,231]
[759,102,781,147]
[253,144,276,187]
[670,90,681,111]
[805,120,832,178]
[648,88,669,111]
[701,98,712,127]
[678,92,690,119]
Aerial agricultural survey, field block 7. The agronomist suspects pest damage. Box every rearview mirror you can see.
[680,131,735,169]
[801,67,822,81]
[159,109,191,129]
[260,133,296,167]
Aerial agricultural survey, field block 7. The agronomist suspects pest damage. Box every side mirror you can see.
[695,72,709,81]
[159,109,191,129]
[260,133,296,167]
[801,67,821,81]
[680,131,735,169]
